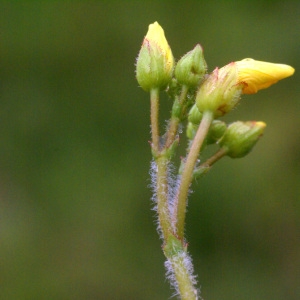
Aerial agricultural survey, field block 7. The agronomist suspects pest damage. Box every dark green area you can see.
[0,2,299,299]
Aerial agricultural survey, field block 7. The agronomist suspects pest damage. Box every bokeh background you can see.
[1,1,299,299]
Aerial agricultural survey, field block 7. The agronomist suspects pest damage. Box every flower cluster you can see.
[136,21,294,154]
[135,21,295,300]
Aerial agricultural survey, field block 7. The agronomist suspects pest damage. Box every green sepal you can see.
[163,232,186,258]
[193,165,210,179]
[171,97,182,119]
[206,120,227,145]
[161,137,179,159]
[186,122,198,140]
[167,78,181,99]
[188,103,202,125]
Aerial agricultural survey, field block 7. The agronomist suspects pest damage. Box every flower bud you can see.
[196,58,295,117]
[236,58,295,94]
[196,63,245,117]
[186,122,198,140]
[136,22,174,91]
[206,120,227,145]
[219,121,266,158]
[188,103,202,125]
[175,44,207,88]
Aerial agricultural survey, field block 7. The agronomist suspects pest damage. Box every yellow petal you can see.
[145,22,174,73]
[236,58,295,94]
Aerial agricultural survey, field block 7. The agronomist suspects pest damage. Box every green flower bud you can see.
[188,103,202,125]
[196,62,246,117]
[219,121,266,158]
[206,120,227,145]
[136,22,174,92]
[175,44,207,88]
[186,122,198,140]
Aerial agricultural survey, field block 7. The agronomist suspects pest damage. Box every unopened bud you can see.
[136,22,174,92]
[175,44,207,88]
[196,62,245,117]
[188,103,202,125]
[219,121,266,158]
[206,120,227,145]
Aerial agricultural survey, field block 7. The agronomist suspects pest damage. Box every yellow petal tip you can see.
[236,58,295,94]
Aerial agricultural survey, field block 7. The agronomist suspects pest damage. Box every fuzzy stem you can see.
[156,156,172,239]
[149,88,172,239]
[169,255,198,300]
[178,84,189,105]
[175,110,214,238]
[150,88,160,153]
[165,116,180,149]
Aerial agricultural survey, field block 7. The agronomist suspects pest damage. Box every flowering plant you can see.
[136,21,294,299]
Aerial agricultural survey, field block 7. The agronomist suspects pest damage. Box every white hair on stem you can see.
[164,251,201,299]
[149,160,162,236]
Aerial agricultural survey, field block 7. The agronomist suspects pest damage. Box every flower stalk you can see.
[136,21,294,299]
[150,88,160,154]
[175,110,214,239]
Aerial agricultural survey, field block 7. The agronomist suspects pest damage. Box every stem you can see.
[201,147,228,168]
[149,88,171,239]
[175,110,214,239]
[165,116,180,149]
[178,85,189,105]
[170,255,198,300]
[165,85,189,148]
[150,88,160,153]
[156,156,171,239]
[150,86,200,298]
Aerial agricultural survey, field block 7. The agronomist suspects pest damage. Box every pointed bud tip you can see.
[254,121,267,129]
[236,58,295,94]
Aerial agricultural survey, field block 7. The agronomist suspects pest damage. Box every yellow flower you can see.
[236,58,295,94]
[196,58,295,117]
[136,22,174,91]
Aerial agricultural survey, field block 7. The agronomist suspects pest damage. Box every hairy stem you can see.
[156,156,171,239]
[175,110,214,238]
[150,88,172,238]
[169,254,198,300]
[150,88,160,153]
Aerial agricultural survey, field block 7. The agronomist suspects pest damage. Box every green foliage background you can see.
[1,2,299,299]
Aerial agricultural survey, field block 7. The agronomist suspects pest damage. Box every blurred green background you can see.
[0,1,299,299]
